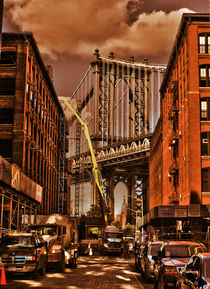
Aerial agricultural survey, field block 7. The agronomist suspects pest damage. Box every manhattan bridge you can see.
[61,50,166,223]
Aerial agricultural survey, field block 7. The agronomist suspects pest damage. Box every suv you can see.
[153,241,207,289]
[0,232,48,278]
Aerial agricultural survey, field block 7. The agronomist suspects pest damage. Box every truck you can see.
[31,214,78,272]
[0,231,48,278]
[102,225,123,255]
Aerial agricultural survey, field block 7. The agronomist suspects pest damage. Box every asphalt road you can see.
[4,255,154,289]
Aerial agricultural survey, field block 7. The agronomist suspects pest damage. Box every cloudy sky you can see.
[2,0,209,96]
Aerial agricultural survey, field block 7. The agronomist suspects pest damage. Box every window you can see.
[202,168,210,192]
[0,51,16,65]
[36,73,39,91]
[0,78,15,95]
[28,56,31,76]
[0,108,14,124]
[39,81,42,96]
[26,83,30,102]
[200,98,210,120]
[35,98,38,115]
[0,139,12,158]
[31,91,34,108]
[199,65,210,87]
[201,132,209,156]
[199,33,210,54]
[39,104,41,119]
[32,67,35,83]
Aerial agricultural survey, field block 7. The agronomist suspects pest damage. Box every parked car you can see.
[153,241,207,289]
[123,237,135,254]
[176,252,210,289]
[0,232,48,278]
[140,241,163,281]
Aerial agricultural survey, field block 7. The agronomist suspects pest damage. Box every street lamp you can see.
[125,194,144,241]
[126,207,138,242]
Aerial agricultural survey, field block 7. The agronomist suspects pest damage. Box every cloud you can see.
[125,0,144,26]
[3,0,193,61]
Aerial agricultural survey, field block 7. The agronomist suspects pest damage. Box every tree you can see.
[123,223,135,237]
[86,204,103,218]
[112,221,122,231]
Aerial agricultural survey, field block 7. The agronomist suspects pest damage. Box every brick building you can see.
[0,32,67,220]
[149,14,210,236]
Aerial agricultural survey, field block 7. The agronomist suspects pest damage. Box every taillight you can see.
[49,245,62,254]
[26,256,36,261]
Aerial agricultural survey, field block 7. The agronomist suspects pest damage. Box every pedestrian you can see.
[123,240,129,258]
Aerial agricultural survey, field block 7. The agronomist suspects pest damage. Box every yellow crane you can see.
[59,97,108,226]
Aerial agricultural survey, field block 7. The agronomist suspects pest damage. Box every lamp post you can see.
[126,207,138,242]
[126,194,143,242]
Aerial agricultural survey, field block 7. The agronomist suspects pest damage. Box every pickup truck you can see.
[31,214,78,271]
[0,232,47,278]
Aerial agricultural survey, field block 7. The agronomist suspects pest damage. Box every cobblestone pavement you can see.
[4,255,152,289]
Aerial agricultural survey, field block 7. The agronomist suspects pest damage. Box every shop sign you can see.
[188,204,200,217]
[175,205,187,218]
[158,206,174,218]
[11,164,21,191]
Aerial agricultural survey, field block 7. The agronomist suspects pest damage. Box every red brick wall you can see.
[149,18,210,209]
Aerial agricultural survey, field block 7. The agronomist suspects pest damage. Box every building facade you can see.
[149,14,210,237]
[0,32,67,217]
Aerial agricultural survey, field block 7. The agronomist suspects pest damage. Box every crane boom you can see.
[59,97,108,226]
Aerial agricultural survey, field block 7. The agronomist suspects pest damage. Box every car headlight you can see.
[104,243,108,248]
[164,266,178,274]
[26,256,36,261]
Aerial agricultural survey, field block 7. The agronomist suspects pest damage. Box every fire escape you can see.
[168,81,179,204]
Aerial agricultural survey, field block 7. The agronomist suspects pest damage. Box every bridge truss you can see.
[64,51,166,220]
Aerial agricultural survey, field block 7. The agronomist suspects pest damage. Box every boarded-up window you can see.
[0,108,14,124]
[0,78,15,95]
[0,139,12,158]
[201,132,208,156]
[0,51,16,65]
[202,168,210,192]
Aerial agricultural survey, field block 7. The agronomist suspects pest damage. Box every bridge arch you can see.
[114,181,128,218]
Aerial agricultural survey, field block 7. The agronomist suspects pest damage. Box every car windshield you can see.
[204,259,210,278]
[150,244,162,256]
[0,236,35,248]
[43,226,57,236]
[106,233,122,239]
[164,245,190,257]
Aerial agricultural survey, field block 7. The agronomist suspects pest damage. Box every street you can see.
[5,255,153,289]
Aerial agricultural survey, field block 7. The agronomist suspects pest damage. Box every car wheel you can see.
[39,262,46,275]
[158,276,167,289]
[72,257,77,268]
[56,258,65,273]
[31,267,39,279]
[154,278,158,289]
[145,266,151,283]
